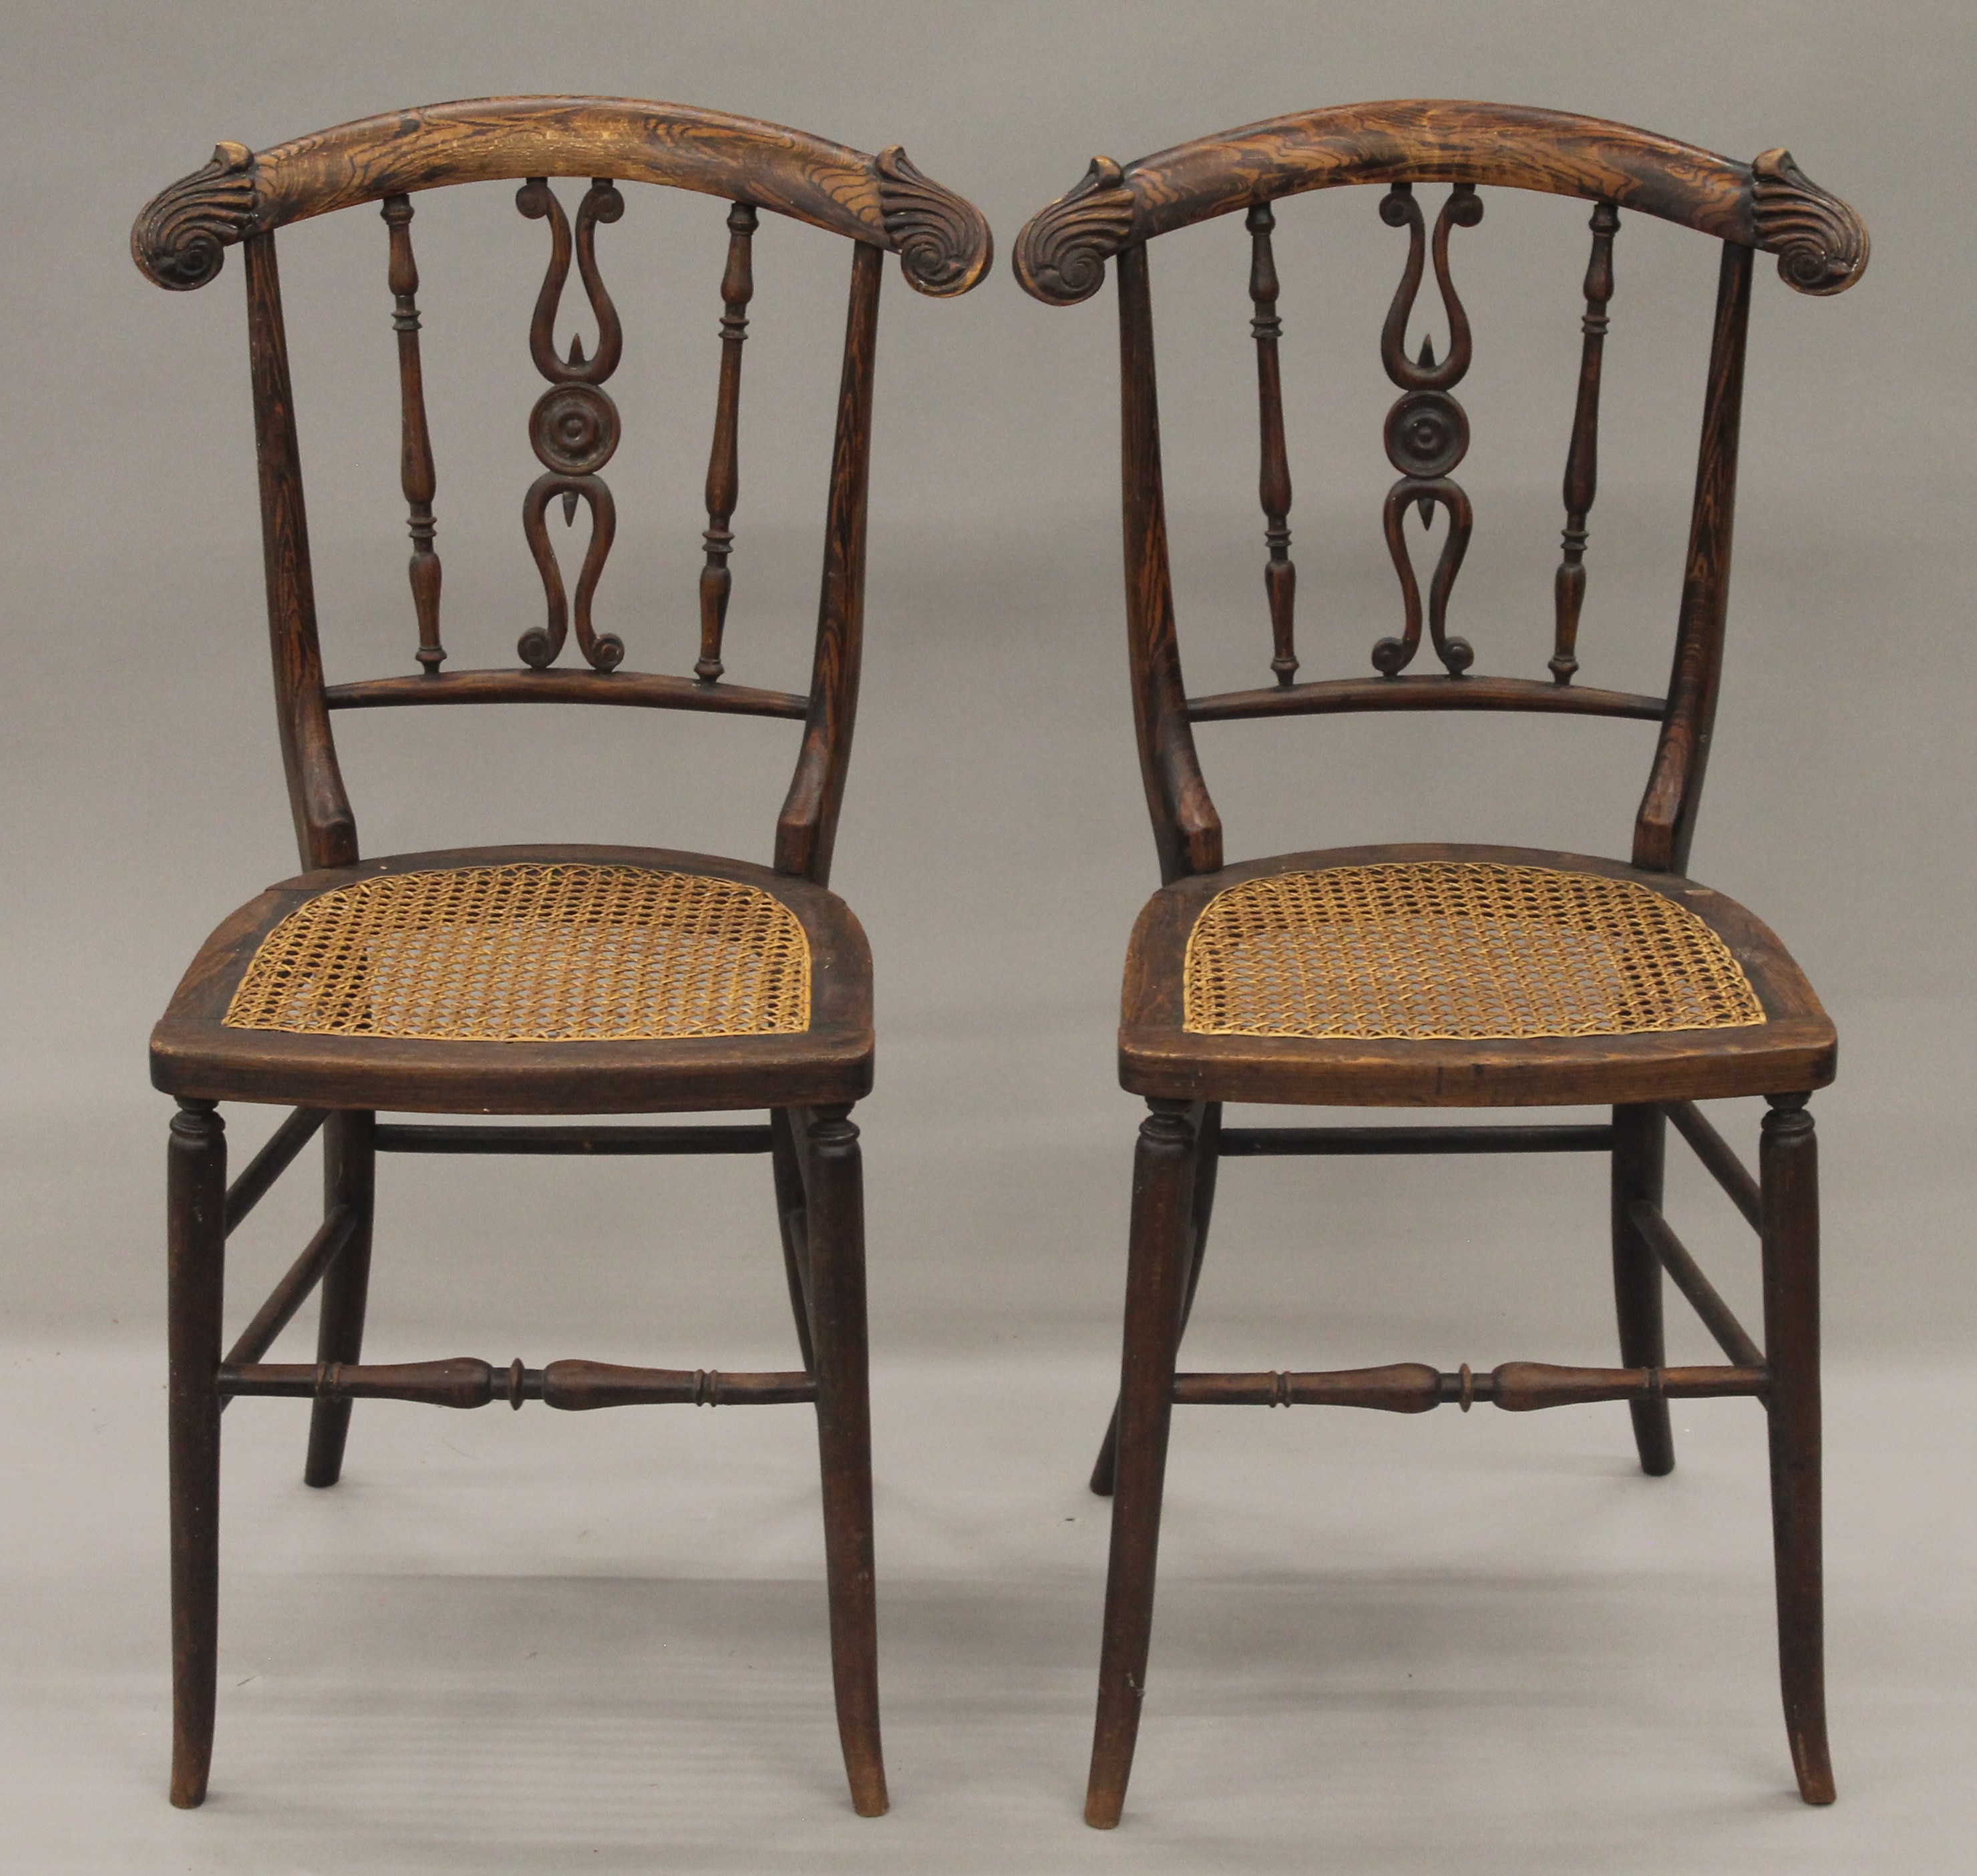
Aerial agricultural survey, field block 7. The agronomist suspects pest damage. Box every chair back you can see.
[1013,102,1865,882]
[134,96,992,885]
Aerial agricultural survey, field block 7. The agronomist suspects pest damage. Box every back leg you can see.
[1091,1101,1220,1495]
[1610,1102,1674,1475]
[1761,1094,1835,1803]
[304,1110,376,1487]
[168,1099,226,1807]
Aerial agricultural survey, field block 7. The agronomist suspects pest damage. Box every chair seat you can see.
[151,844,874,1113]
[1119,843,1835,1107]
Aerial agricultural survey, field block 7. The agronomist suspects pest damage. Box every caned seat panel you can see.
[1121,843,1835,1109]
[151,845,872,1114]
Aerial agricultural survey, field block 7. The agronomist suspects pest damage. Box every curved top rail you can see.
[1014,99,1866,305]
[133,94,992,299]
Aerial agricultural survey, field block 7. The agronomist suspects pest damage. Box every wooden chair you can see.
[132,96,990,1814]
[1013,101,1867,1826]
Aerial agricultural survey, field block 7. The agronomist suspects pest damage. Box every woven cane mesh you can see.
[224,864,810,1042]
[1183,862,1764,1041]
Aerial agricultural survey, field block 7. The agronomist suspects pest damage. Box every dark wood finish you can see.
[1117,244,1221,884]
[1634,242,1753,875]
[219,1358,814,1407]
[1612,1103,1676,1473]
[1220,1122,1613,1155]
[168,1101,226,1809]
[373,1122,771,1154]
[136,101,981,1816]
[1629,1198,1765,1368]
[803,1106,888,1816]
[381,196,444,673]
[1017,106,1861,1824]
[1086,1101,1200,1828]
[1012,102,1867,307]
[222,1104,325,1234]
[244,234,355,870]
[305,1109,375,1486]
[1761,1095,1834,1803]
[698,203,757,682]
[1170,1361,1765,1409]
[1551,202,1618,683]
[1246,204,1298,685]
[1667,1097,1765,1232]
[1186,671,1664,723]
[134,100,993,298]
[325,667,810,718]
[775,242,882,887]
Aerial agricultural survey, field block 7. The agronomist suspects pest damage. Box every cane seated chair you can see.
[1014,101,1866,1825]
[133,96,989,1813]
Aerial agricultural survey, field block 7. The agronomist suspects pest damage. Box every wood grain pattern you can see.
[135,98,990,298]
[1013,101,1865,306]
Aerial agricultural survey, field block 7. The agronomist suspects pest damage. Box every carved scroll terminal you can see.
[1011,156,1136,306]
[1750,148,1869,296]
[874,146,993,298]
[132,141,256,290]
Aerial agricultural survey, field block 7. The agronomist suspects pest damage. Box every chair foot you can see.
[1612,1103,1675,1476]
[168,1100,226,1808]
[1086,1101,1200,1828]
[1762,1095,1836,1805]
[804,1106,889,1817]
[304,1112,375,1488]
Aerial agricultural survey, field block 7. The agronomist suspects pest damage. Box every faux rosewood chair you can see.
[1013,101,1867,1826]
[132,96,988,1814]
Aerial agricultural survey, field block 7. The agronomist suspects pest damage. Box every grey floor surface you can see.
[4,1340,1970,1874]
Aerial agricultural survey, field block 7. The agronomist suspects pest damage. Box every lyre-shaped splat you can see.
[516,177,626,671]
[1551,202,1619,684]
[381,196,443,673]
[1372,182,1482,678]
[698,202,757,683]
[1247,202,1298,685]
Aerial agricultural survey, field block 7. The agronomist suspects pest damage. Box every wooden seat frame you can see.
[1014,100,1867,1826]
[134,96,990,1816]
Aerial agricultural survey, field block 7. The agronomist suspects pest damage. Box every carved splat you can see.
[381,196,444,673]
[1247,202,1298,686]
[1373,182,1482,678]
[1551,202,1619,685]
[516,177,626,672]
[698,202,757,683]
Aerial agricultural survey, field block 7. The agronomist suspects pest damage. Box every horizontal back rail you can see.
[1186,673,1665,724]
[135,96,991,297]
[1014,100,1865,305]
[323,669,810,719]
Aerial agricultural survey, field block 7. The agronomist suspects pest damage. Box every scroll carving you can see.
[1011,156,1137,306]
[1750,149,1869,297]
[131,142,256,290]
[1551,202,1618,685]
[516,178,626,672]
[1373,184,1482,677]
[872,146,994,298]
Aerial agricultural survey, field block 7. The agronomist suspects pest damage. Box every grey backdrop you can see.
[2,3,1972,1871]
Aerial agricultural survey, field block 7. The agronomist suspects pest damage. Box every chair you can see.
[1013,101,1866,1825]
[132,96,990,1813]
